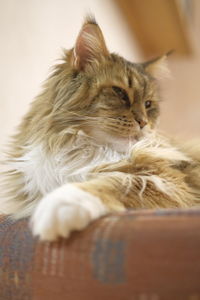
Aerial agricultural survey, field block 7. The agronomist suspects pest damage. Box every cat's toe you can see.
[32,203,91,241]
[31,184,107,241]
[56,203,91,237]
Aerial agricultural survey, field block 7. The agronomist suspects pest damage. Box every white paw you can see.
[31,184,108,241]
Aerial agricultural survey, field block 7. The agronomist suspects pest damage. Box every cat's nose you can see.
[135,118,147,129]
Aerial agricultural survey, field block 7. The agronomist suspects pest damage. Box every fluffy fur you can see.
[1,16,200,240]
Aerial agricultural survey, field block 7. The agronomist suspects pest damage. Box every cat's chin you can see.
[107,135,140,152]
[89,129,141,152]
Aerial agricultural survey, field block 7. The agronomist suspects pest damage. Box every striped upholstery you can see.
[1,209,200,300]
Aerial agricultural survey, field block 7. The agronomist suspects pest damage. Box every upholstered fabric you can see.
[0,209,200,300]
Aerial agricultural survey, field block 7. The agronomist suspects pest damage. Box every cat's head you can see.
[51,16,169,151]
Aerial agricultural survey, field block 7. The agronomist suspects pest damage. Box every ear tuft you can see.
[72,16,109,70]
[143,53,171,79]
[84,14,98,26]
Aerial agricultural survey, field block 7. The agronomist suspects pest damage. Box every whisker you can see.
[61,113,137,136]
[99,123,132,134]
[65,112,128,123]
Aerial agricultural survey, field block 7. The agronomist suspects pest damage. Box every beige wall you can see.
[159,0,200,139]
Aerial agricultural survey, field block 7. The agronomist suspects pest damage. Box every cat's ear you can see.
[71,16,109,70]
[142,51,172,79]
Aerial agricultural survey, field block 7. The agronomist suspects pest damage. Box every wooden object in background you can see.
[114,0,193,57]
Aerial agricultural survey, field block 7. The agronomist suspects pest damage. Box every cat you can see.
[1,16,200,241]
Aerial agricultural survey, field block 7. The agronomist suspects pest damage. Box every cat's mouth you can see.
[83,116,150,151]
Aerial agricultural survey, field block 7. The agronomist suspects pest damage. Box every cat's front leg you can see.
[31,184,108,241]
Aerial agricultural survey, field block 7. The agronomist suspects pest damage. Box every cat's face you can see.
[52,17,167,150]
[80,54,160,148]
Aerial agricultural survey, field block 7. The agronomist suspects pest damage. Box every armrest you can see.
[0,209,200,300]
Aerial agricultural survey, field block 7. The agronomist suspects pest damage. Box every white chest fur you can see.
[12,134,127,197]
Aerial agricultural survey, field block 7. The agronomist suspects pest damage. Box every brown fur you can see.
[77,146,200,211]
[1,16,200,220]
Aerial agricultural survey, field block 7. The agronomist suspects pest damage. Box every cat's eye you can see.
[145,100,152,109]
[112,86,130,107]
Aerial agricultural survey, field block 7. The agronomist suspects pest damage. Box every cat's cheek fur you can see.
[31,184,108,241]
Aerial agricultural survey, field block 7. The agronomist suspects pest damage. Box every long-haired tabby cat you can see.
[1,16,200,241]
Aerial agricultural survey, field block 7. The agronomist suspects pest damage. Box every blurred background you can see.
[0,0,200,154]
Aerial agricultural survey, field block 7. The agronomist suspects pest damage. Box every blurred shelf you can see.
[114,0,194,57]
